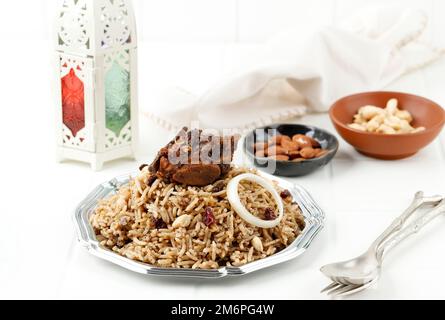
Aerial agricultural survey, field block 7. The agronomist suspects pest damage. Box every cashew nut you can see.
[377,124,396,135]
[172,215,192,229]
[348,123,366,132]
[348,98,425,134]
[252,236,264,252]
[359,105,385,121]
[386,99,399,115]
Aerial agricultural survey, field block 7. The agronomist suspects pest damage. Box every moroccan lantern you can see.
[54,0,138,170]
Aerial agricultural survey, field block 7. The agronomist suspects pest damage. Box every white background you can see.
[39,0,445,96]
[1,0,445,300]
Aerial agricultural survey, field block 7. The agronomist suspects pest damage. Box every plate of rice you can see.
[73,129,324,278]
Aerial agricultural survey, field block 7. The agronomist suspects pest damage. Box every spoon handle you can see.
[378,199,445,260]
[369,192,442,253]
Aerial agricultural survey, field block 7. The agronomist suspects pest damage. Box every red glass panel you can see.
[61,68,85,137]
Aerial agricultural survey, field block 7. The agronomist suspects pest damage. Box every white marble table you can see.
[1,43,445,300]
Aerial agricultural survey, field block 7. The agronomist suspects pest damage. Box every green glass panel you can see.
[105,61,131,136]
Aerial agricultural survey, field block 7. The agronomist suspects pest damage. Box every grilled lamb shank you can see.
[146,127,240,187]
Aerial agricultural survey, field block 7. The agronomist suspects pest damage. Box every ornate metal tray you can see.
[73,172,325,278]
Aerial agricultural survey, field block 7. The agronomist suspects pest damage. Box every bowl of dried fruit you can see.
[244,124,339,177]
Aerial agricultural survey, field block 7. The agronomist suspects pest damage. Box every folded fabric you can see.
[145,6,444,131]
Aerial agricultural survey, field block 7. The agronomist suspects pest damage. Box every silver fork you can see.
[321,277,379,298]
[321,192,445,298]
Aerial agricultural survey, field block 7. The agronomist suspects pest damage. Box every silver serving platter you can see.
[73,172,325,278]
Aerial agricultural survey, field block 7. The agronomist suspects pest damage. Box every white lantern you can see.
[54,0,138,170]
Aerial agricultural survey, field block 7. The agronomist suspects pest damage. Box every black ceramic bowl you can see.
[244,124,339,177]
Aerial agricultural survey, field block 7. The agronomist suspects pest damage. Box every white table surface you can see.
[1,41,445,300]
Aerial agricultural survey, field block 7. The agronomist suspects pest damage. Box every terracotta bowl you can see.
[329,91,445,160]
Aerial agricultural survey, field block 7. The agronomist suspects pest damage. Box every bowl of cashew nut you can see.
[330,91,445,160]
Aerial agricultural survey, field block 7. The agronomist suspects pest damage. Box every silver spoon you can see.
[321,192,444,296]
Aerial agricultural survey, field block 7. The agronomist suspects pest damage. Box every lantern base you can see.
[57,146,135,171]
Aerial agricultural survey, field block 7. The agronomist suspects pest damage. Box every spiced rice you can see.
[90,167,306,269]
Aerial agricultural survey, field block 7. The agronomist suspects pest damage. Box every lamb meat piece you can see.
[172,164,222,187]
[149,127,240,186]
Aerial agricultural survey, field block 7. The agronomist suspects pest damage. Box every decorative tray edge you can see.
[73,172,325,278]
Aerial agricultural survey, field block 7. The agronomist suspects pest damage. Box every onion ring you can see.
[227,173,284,228]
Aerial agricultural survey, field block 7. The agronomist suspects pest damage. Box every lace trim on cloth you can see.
[144,105,307,133]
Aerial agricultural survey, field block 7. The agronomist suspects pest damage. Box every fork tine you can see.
[328,284,360,297]
[335,285,368,297]
[326,284,346,296]
[321,282,341,294]
[336,280,378,298]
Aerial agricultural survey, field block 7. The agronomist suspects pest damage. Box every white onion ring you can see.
[227,173,284,229]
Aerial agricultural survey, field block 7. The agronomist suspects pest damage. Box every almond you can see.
[316,149,328,157]
[270,135,291,145]
[267,146,288,156]
[254,142,268,151]
[308,137,321,148]
[281,140,299,151]
[288,150,300,160]
[270,155,290,161]
[300,147,317,159]
[292,134,312,149]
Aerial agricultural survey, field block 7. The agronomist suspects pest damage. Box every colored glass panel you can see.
[61,68,85,137]
[105,61,131,137]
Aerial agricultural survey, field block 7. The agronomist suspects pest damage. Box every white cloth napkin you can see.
[144,6,444,131]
